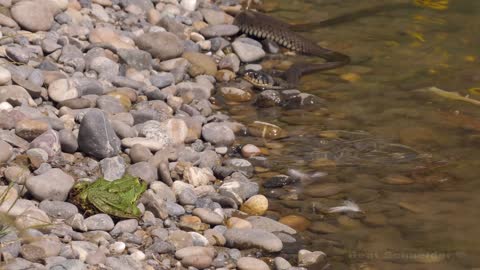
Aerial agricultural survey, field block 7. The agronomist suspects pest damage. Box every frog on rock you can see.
[70,174,147,219]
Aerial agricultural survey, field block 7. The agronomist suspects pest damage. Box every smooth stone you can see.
[126,161,158,183]
[15,208,51,231]
[226,217,252,229]
[48,79,79,103]
[224,228,283,252]
[26,148,48,168]
[237,257,269,270]
[202,122,235,146]
[59,45,85,72]
[241,144,261,158]
[0,85,35,106]
[192,208,224,225]
[26,168,74,201]
[150,72,174,88]
[303,183,344,198]
[97,95,126,114]
[200,24,239,38]
[248,121,288,139]
[183,166,215,187]
[117,48,152,71]
[178,187,198,205]
[274,257,292,270]
[135,32,184,60]
[84,214,115,231]
[0,65,12,85]
[180,0,197,11]
[175,246,215,259]
[278,215,311,232]
[89,56,119,79]
[58,129,78,153]
[246,216,296,235]
[232,38,266,62]
[110,219,138,237]
[183,52,217,76]
[39,200,78,219]
[20,238,62,262]
[308,221,339,234]
[220,87,252,102]
[111,120,137,139]
[89,27,135,50]
[78,108,121,159]
[15,119,49,141]
[4,165,30,184]
[181,255,212,269]
[11,0,54,31]
[29,129,61,159]
[298,249,326,267]
[129,144,153,163]
[240,195,268,216]
[0,139,13,163]
[122,137,166,151]
[200,8,233,25]
[100,156,126,181]
[168,230,194,250]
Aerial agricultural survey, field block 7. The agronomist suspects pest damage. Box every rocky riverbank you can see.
[0,0,326,269]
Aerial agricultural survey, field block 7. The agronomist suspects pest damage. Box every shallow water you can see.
[226,0,480,268]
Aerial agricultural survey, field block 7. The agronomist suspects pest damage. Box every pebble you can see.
[100,156,126,181]
[26,168,74,201]
[127,161,158,183]
[183,52,218,76]
[192,208,224,225]
[135,32,184,60]
[237,257,270,270]
[181,255,213,269]
[200,24,239,38]
[246,216,296,235]
[303,183,344,198]
[84,214,115,231]
[48,79,79,103]
[298,249,326,267]
[11,0,54,31]
[202,122,235,146]
[224,228,283,252]
[78,108,121,159]
[274,257,293,270]
[240,194,269,216]
[0,139,13,163]
[39,200,78,219]
[15,119,49,141]
[0,65,12,85]
[226,217,252,229]
[232,38,266,62]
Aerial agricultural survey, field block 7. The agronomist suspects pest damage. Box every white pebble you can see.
[130,250,146,261]
[109,241,126,254]
[0,65,11,85]
[0,102,13,111]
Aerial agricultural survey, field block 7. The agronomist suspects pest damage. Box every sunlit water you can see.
[220,0,480,269]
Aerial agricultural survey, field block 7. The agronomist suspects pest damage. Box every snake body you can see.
[233,10,350,87]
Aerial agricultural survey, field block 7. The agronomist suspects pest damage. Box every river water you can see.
[222,0,480,269]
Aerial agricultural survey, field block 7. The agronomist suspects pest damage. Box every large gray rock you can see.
[232,38,266,63]
[224,228,283,252]
[26,168,74,201]
[135,32,184,60]
[78,109,121,159]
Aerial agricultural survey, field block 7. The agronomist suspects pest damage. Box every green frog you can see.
[70,175,147,219]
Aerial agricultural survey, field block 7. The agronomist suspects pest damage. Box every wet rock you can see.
[256,90,282,107]
[278,215,311,232]
[298,249,326,267]
[39,200,78,219]
[248,121,288,139]
[237,257,270,270]
[303,183,344,198]
[78,108,121,159]
[84,214,114,231]
[308,221,339,234]
[263,175,293,188]
[224,228,283,252]
[246,216,296,234]
[224,158,254,177]
[135,32,184,60]
[240,195,268,216]
[26,168,74,201]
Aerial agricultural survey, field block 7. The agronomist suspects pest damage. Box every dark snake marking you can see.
[233,10,350,85]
